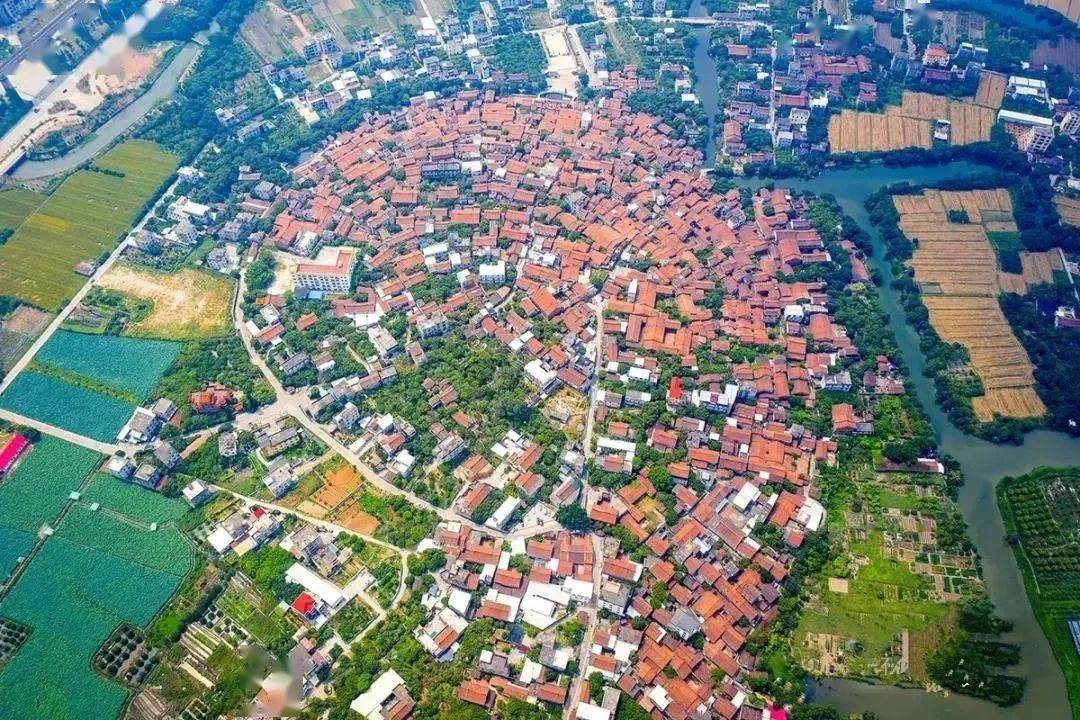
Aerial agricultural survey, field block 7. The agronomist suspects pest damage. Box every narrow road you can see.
[231,268,496,536]
[0,408,120,454]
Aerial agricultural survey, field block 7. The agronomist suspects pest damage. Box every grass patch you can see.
[95,265,234,340]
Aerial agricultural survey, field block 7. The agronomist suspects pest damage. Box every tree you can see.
[556,503,590,532]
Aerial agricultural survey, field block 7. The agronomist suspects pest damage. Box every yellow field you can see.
[894,189,1046,421]
[1054,196,1080,227]
[1019,249,1062,285]
[973,71,1006,109]
[829,92,994,153]
[96,264,234,340]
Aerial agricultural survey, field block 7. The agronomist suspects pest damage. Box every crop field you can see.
[973,71,1007,109]
[0,371,135,442]
[998,468,1080,718]
[0,140,177,311]
[894,189,1046,421]
[828,110,932,152]
[0,448,191,720]
[81,474,188,525]
[1020,249,1062,286]
[0,436,100,534]
[1055,196,1080,227]
[95,265,233,340]
[35,330,180,399]
[829,91,994,153]
[239,1,305,64]
[0,189,44,230]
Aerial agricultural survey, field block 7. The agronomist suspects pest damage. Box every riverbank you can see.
[732,163,1080,720]
[9,41,200,181]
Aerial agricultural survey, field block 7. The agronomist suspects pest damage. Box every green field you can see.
[999,467,1080,720]
[0,439,191,720]
[0,330,181,441]
[0,140,178,311]
[0,188,44,231]
[81,474,189,525]
[0,371,135,442]
[35,330,180,399]
[0,436,100,534]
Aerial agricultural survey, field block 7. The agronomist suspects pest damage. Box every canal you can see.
[685,6,1079,716]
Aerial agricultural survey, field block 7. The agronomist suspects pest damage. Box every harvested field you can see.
[828,110,931,153]
[337,501,380,535]
[95,264,233,340]
[973,71,1007,109]
[1055,196,1080,227]
[1020,249,1062,286]
[829,91,994,153]
[895,189,1047,421]
[313,463,363,510]
[0,305,51,371]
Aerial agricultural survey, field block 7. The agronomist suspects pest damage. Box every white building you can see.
[295,248,357,294]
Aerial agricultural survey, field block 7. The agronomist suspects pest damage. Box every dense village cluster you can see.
[181,88,913,720]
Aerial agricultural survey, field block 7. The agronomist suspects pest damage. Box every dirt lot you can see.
[96,264,233,340]
[0,305,51,371]
[895,189,1047,421]
[314,464,363,510]
[337,501,380,535]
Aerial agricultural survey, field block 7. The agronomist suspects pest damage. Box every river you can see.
[9,41,200,180]
[769,165,1080,720]
[685,8,1079,716]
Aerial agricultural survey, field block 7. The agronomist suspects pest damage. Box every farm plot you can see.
[895,189,1046,421]
[81,474,188,525]
[999,468,1080,718]
[0,436,100,534]
[95,265,234,340]
[1055,195,1080,227]
[0,140,177,311]
[973,71,1007,109]
[0,371,135,441]
[0,188,44,231]
[0,534,188,720]
[829,92,994,153]
[34,330,180,399]
[309,458,364,511]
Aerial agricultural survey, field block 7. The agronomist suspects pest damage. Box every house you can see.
[264,458,298,498]
[106,455,135,480]
[153,441,180,469]
[190,383,238,413]
[120,407,161,443]
[456,679,494,708]
[133,463,162,490]
[218,431,239,457]
[181,480,212,507]
[349,669,415,720]
[259,425,301,457]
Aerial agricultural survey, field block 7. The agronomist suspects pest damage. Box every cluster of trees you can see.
[490,35,547,92]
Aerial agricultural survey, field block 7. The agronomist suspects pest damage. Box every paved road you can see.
[0,0,89,76]
[0,407,118,454]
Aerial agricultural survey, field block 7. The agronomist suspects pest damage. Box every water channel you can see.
[686,1,1080,716]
